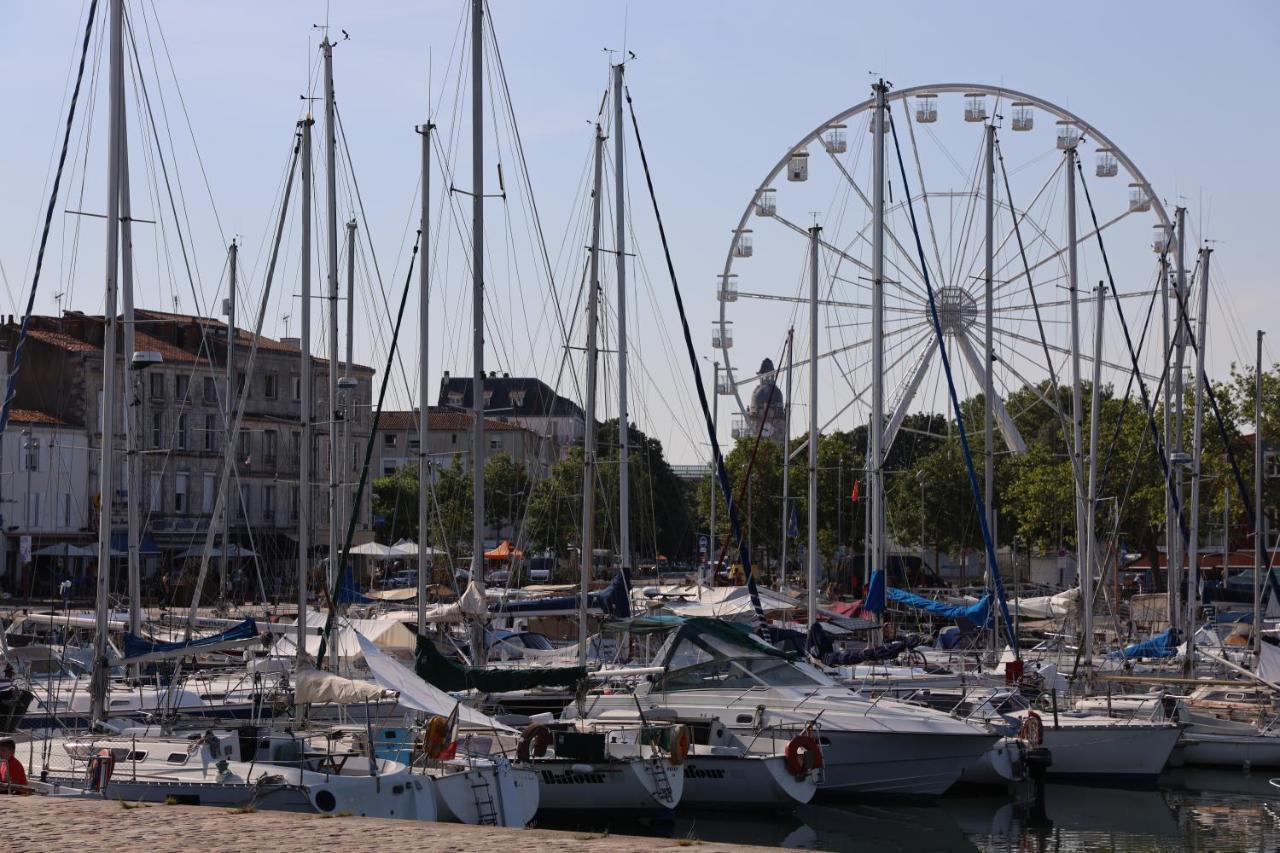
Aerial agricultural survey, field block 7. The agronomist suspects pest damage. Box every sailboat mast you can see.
[1256,329,1266,657]
[469,0,487,662]
[222,241,236,607]
[323,38,341,633]
[343,218,356,552]
[868,81,886,589]
[1171,206,1189,630]
[119,117,141,642]
[91,0,125,724]
[581,124,605,665]
[983,122,996,645]
[779,327,793,592]
[807,227,820,628]
[1066,145,1087,625]
[1082,282,1106,670]
[298,116,315,663]
[1185,246,1211,675]
[417,120,434,633]
[613,62,631,577]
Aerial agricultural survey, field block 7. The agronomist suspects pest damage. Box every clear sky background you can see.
[1,1,1276,464]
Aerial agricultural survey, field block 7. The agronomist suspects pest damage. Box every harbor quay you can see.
[5,794,781,853]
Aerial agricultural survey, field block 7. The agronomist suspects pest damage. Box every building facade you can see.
[0,310,374,592]
[374,407,551,482]
[437,372,585,453]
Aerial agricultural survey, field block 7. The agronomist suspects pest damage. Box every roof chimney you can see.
[279,336,301,351]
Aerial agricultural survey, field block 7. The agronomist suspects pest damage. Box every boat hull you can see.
[432,759,539,826]
[680,753,816,808]
[529,757,683,816]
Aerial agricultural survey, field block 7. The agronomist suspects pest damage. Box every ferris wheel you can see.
[714,83,1174,454]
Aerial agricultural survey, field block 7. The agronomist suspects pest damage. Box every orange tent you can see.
[484,540,524,560]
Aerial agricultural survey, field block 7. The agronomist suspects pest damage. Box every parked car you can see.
[386,570,418,588]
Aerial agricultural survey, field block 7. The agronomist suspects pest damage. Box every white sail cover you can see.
[1257,641,1280,684]
[295,668,393,706]
[355,631,514,732]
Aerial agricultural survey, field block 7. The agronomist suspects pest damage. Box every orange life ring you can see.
[87,748,115,791]
[517,724,552,763]
[1018,711,1044,746]
[666,724,690,767]
[421,715,450,759]
[784,734,823,778]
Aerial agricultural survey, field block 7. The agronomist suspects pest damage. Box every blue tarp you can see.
[886,587,992,625]
[1112,626,1179,659]
[490,568,631,619]
[109,530,161,556]
[336,565,374,605]
[863,569,886,614]
[122,617,258,660]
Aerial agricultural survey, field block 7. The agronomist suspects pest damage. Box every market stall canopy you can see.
[348,542,399,558]
[484,540,523,560]
[110,531,161,556]
[388,539,447,557]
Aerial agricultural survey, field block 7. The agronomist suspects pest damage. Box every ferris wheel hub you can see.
[934,286,978,335]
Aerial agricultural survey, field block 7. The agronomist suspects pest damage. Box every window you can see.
[408,437,420,451]
[203,414,217,452]
[291,430,301,462]
[202,473,215,514]
[264,372,278,400]
[262,484,276,521]
[451,433,457,445]
[290,485,299,520]
[174,473,188,513]
[238,484,250,521]
[149,372,165,400]
[176,414,189,450]
[448,391,463,406]
[56,493,71,528]
[291,375,302,401]
[26,492,42,527]
[204,376,218,403]
[175,374,189,401]
[383,434,397,448]
[20,436,40,472]
[149,473,162,513]
[236,372,246,394]
[510,390,526,408]
[1267,451,1280,480]
[483,390,494,407]
[151,412,164,449]
[263,430,277,467]
[489,437,502,451]
[238,430,251,461]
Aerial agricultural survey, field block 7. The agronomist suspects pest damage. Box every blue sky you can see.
[1,1,1276,463]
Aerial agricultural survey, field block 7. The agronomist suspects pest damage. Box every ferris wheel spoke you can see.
[993,287,1157,314]
[952,330,1028,453]
[824,146,931,287]
[983,154,1067,287]
[773,210,929,302]
[1000,206,1134,287]
[738,289,873,311]
[787,324,937,463]
[992,325,1154,381]
[883,337,939,453]
[899,105,948,285]
[988,337,1070,421]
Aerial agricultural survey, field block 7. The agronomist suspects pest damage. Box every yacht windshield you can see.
[655,633,820,691]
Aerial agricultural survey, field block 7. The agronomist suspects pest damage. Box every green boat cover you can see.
[414,635,588,693]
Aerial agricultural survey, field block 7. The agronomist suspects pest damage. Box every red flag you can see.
[850,480,860,503]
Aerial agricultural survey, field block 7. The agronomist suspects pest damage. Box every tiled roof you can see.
[8,408,67,426]
[378,408,525,432]
[437,376,584,420]
[25,329,100,353]
[134,330,198,364]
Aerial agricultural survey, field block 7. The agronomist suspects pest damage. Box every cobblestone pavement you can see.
[6,795,782,852]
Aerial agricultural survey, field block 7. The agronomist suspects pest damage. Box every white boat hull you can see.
[432,758,539,826]
[1036,721,1180,779]
[808,728,996,795]
[680,753,816,808]
[529,757,683,815]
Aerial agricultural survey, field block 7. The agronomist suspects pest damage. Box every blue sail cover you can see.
[862,569,887,614]
[123,617,259,660]
[336,565,375,605]
[887,587,991,625]
[490,568,631,619]
[1112,627,1179,660]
